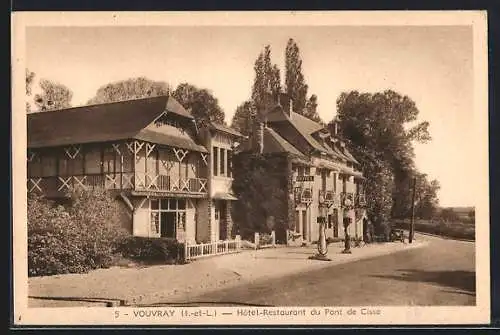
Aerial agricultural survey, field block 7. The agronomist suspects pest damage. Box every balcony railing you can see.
[27,172,208,196]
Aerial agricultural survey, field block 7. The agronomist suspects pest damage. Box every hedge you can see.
[28,190,128,277]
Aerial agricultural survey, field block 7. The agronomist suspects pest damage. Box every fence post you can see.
[184,241,189,262]
[271,230,276,247]
[225,240,228,253]
[254,232,259,249]
[235,235,241,251]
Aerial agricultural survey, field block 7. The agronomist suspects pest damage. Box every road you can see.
[179,236,475,306]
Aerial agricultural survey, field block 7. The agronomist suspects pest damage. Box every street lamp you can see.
[342,197,353,254]
[309,193,331,261]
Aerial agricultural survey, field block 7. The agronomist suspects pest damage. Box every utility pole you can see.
[409,177,417,243]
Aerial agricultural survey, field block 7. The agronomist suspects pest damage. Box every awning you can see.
[213,192,238,201]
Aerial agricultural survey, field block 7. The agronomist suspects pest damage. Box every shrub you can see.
[28,190,128,277]
[117,236,185,263]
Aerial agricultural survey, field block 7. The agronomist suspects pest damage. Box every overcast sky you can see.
[26,25,474,207]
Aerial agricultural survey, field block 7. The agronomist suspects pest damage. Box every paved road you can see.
[177,236,475,306]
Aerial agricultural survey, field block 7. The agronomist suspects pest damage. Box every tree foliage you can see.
[251,45,281,115]
[285,39,308,113]
[28,190,128,276]
[33,79,73,112]
[171,83,226,125]
[304,94,323,124]
[26,68,36,112]
[87,77,170,105]
[335,90,436,231]
[230,100,254,137]
[231,153,290,240]
[285,38,323,123]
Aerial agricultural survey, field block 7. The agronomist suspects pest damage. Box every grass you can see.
[393,218,475,241]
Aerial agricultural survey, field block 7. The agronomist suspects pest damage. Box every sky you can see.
[26,25,475,207]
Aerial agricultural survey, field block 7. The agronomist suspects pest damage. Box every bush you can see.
[117,236,185,263]
[28,190,129,277]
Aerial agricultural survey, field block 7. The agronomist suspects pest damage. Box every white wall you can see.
[132,198,150,237]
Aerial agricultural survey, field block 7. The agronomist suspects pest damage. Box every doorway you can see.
[294,210,300,233]
[217,201,227,240]
[161,212,176,238]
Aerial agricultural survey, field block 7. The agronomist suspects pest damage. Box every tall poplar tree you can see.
[284,38,322,123]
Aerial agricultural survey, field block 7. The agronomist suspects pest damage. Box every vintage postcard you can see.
[11,11,490,326]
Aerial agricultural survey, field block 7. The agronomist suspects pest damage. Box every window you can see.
[213,147,218,176]
[220,148,225,176]
[42,155,57,177]
[342,176,347,193]
[28,155,42,177]
[227,150,232,177]
[149,198,187,238]
[333,173,337,192]
[103,148,116,174]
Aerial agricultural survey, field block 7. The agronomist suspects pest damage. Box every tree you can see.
[87,77,170,105]
[26,68,36,112]
[414,176,440,219]
[171,83,225,126]
[440,208,459,222]
[34,79,73,111]
[285,38,308,114]
[335,89,433,233]
[251,45,281,114]
[230,45,281,137]
[231,100,254,137]
[304,94,323,124]
[284,38,323,123]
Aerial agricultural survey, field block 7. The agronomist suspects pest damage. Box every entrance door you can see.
[214,200,221,241]
[218,201,227,240]
[302,210,307,240]
[161,212,176,238]
[294,210,300,232]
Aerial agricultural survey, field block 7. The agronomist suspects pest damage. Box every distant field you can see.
[393,218,475,241]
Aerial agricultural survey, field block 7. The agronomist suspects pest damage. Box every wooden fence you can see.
[184,236,242,261]
[254,231,276,249]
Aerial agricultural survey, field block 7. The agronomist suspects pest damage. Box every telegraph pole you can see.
[409,177,417,243]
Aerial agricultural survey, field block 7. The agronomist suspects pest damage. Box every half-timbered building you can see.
[27,95,242,244]
[235,93,368,244]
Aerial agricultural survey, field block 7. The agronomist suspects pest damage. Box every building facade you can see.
[26,95,242,244]
[235,93,368,244]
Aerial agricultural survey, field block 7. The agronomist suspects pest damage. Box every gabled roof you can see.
[234,127,308,160]
[264,127,307,158]
[27,95,205,152]
[266,108,330,155]
[210,122,244,138]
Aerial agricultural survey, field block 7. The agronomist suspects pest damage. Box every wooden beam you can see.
[119,192,134,212]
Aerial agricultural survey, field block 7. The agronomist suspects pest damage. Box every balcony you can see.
[27,172,208,197]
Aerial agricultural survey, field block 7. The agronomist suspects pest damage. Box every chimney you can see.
[279,92,293,117]
[251,106,264,154]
